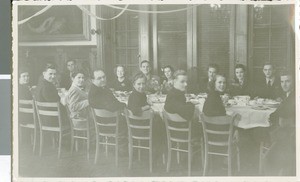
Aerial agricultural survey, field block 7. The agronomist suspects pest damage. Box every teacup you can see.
[249,100,257,106]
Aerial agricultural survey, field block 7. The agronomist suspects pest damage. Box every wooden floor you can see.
[18,129,284,178]
[17,133,239,178]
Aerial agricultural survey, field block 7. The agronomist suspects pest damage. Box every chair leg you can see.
[259,142,264,174]
[228,155,232,176]
[150,143,153,173]
[188,143,192,176]
[167,148,171,172]
[94,136,99,164]
[201,138,205,167]
[203,151,208,176]
[70,131,74,155]
[128,141,133,170]
[33,128,37,153]
[87,129,90,160]
[39,130,43,156]
[115,137,118,167]
[58,133,62,159]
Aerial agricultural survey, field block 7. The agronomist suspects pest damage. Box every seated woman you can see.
[127,73,150,116]
[19,68,33,100]
[203,74,227,117]
[229,64,253,98]
[110,65,132,92]
[128,72,165,162]
[66,70,89,126]
[139,60,160,94]
[161,65,174,94]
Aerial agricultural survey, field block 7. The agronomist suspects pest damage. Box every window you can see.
[113,5,140,77]
[155,5,188,71]
[197,5,233,79]
[250,5,291,80]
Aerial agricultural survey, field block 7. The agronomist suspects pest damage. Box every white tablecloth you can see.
[114,95,276,129]
[149,99,275,129]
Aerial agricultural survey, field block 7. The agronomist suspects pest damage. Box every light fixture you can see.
[254,4,264,21]
[209,4,230,23]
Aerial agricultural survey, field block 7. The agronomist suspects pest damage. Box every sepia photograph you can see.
[12,0,297,181]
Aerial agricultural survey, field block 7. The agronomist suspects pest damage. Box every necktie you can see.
[267,80,272,88]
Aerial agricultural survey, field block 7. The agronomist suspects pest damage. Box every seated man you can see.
[269,72,295,125]
[199,63,219,93]
[35,63,60,102]
[34,63,62,127]
[267,72,295,175]
[255,63,282,99]
[88,69,127,154]
[164,70,201,149]
[60,59,76,90]
[164,70,198,121]
[139,60,160,94]
[88,69,126,112]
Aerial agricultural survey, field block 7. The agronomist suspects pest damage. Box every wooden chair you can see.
[18,99,38,153]
[35,101,70,158]
[162,109,193,176]
[200,113,240,176]
[259,117,295,174]
[124,108,154,172]
[65,106,90,160]
[90,108,120,166]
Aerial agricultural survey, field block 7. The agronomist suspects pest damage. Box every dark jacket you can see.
[269,90,295,124]
[229,79,254,98]
[109,77,132,92]
[199,77,210,93]
[35,78,60,102]
[19,84,33,100]
[60,71,72,90]
[203,90,226,117]
[88,83,126,112]
[164,88,195,121]
[127,89,148,116]
[255,76,282,99]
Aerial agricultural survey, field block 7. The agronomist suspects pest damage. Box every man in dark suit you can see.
[88,69,126,111]
[199,63,219,93]
[164,70,198,121]
[34,63,63,127]
[267,72,295,175]
[164,70,201,147]
[60,60,76,90]
[255,63,282,99]
[88,69,127,154]
[269,72,295,125]
[35,63,60,102]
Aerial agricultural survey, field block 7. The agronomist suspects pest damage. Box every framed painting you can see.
[18,5,96,46]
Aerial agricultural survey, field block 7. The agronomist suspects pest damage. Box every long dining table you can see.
[59,88,277,130]
[115,92,277,130]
